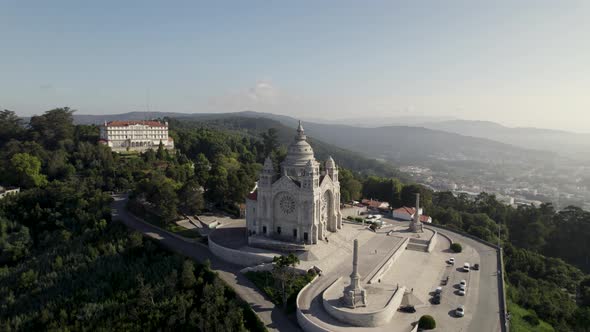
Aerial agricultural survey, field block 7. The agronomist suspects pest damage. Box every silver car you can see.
[456,305,465,317]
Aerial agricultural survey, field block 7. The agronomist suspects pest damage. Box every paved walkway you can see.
[111,194,300,332]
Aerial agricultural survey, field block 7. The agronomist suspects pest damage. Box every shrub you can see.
[523,314,540,326]
[450,243,462,253]
[418,315,436,329]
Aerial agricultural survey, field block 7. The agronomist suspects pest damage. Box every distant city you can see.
[401,163,590,211]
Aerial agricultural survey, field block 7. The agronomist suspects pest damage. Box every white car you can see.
[456,305,465,317]
[448,257,455,265]
[460,279,467,287]
[458,288,466,296]
[463,262,470,272]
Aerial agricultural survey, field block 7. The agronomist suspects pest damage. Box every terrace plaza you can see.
[207,212,505,332]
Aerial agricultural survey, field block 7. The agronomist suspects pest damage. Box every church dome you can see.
[283,121,315,166]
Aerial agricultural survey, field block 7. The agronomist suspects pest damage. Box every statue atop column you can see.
[409,193,424,232]
[342,239,367,308]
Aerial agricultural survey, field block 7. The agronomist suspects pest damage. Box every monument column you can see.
[342,239,367,308]
[409,193,423,232]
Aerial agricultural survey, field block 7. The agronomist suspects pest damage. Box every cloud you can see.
[247,82,280,104]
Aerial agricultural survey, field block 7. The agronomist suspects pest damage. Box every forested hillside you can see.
[0,109,264,331]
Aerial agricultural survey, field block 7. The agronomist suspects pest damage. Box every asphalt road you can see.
[111,194,301,332]
[435,228,503,332]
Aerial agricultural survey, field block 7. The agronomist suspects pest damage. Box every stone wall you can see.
[367,237,410,284]
[208,235,274,267]
[426,231,438,253]
[322,277,405,327]
[340,206,366,219]
[296,276,332,332]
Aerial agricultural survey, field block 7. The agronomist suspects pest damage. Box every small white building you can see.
[392,206,431,223]
[0,186,20,199]
[99,120,174,152]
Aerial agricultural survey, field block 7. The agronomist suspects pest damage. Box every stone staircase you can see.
[406,238,429,252]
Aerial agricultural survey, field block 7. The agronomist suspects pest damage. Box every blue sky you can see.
[1,1,589,131]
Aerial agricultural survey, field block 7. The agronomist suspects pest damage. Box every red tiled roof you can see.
[247,190,258,201]
[420,215,431,222]
[107,120,167,127]
[393,207,416,215]
[362,199,388,209]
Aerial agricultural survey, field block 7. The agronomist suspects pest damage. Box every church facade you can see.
[245,122,342,245]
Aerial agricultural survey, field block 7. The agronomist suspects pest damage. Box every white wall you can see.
[208,235,274,267]
[322,277,406,327]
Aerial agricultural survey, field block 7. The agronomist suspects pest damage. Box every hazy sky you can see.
[1,1,589,132]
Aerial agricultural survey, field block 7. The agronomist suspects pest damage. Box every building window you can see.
[293,229,297,239]
[304,232,309,242]
[277,226,281,235]
[263,226,267,234]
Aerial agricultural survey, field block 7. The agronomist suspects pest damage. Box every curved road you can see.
[111,194,300,332]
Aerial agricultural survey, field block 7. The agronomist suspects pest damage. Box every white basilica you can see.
[245,122,342,245]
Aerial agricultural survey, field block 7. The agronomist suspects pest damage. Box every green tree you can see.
[178,178,204,215]
[261,128,279,157]
[181,260,197,289]
[401,184,432,209]
[156,141,166,160]
[339,168,362,202]
[29,107,75,149]
[10,152,48,188]
[272,254,300,310]
[194,153,211,185]
[418,315,436,329]
[0,109,24,144]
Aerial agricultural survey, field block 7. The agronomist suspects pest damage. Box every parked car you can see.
[458,288,466,296]
[456,305,465,317]
[441,276,449,285]
[460,279,467,286]
[448,257,455,265]
[463,262,470,272]
[435,286,443,294]
[432,294,441,304]
[399,305,416,313]
[473,263,480,270]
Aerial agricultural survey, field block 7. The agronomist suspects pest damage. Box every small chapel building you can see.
[245,122,342,245]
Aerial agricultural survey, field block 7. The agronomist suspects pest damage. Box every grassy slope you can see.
[508,301,554,332]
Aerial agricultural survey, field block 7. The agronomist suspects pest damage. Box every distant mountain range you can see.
[71,111,563,167]
[416,120,590,159]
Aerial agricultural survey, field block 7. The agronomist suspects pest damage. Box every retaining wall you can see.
[367,237,410,284]
[426,230,438,253]
[208,234,274,267]
[296,276,332,332]
[322,277,405,327]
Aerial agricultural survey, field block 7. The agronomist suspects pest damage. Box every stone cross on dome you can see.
[296,120,306,140]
